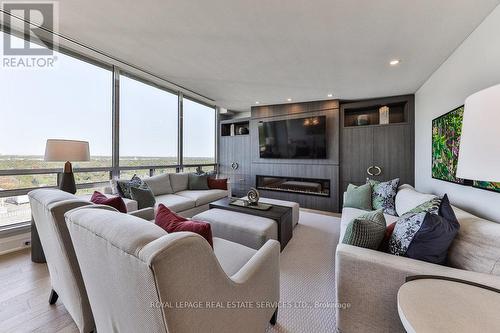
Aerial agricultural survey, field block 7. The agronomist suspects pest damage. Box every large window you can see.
[183,98,216,165]
[0,31,217,230]
[0,32,112,227]
[119,75,178,167]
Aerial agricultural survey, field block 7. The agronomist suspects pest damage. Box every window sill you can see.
[0,221,31,238]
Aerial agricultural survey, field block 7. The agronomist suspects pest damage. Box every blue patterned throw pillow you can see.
[367,178,400,216]
[388,197,442,256]
[117,175,148,199]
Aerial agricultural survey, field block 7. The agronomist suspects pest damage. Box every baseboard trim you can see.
[0,232,31,256]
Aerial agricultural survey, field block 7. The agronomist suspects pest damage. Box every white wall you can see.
[415,5,500,222]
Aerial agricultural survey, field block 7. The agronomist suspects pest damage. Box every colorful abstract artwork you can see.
[432,106,466,184]
[473,181,500,193]
[432,106,500,193]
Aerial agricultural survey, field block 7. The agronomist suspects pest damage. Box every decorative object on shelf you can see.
[246,187,260,206]
[356,114,369,126]
[230,123,235,136]
[44,139,90,194]
[457,83,500,192]
[238,126,249,135]
[379,106,389,124]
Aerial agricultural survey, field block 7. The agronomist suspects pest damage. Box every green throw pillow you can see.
[188,173,209,190]
[343,183,372,210]
[342,210,387,249]
[130,186,156,209]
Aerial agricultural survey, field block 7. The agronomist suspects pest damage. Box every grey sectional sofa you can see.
[336,185,500,333]
[93,172,228,217]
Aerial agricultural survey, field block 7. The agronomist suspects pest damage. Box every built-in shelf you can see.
[343,101,407,127]
[221,120,250,136]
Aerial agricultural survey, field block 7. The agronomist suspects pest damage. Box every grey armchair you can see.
[28,189,154,333]
[65,206,280,333]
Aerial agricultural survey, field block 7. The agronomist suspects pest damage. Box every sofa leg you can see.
[49,289,58,305]
[270,308,278,325]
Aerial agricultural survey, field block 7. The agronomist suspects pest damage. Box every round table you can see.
[398,277,500,333]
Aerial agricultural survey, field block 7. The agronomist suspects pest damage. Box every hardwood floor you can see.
[0,249,78,333]
[0,208,339,332]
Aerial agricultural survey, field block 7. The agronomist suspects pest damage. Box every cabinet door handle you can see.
[367,166,374,176]
[374,166,382,176]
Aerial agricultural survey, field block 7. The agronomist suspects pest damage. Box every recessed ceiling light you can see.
[255,101,260,104]
[287,98,292,102]
[327,94,333,98]
[390,59,401,66]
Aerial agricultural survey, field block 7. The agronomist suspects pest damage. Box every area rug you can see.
[266,210,340,333]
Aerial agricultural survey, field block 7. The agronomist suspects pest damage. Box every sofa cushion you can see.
[343,183,372,211]
[342,210,386,250]
[388,197,442,256]
[367,178,399,216]
[155,204,213,248]
[176,189,227,206]
[406,195,460,264]
[143,173,173,196]
[169,173,189,193]
[213,237,257,276]
[395,184,437,216]
[130,186,156,210]
[448,206,500,276]
[90,191,127,213]
[155,194,196,213]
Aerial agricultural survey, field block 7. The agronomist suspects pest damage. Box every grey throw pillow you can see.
[342,210,386,249]
[130,186,156,209]
[188,173,209,190]
[343,183,372,210]
[367,178,400,216]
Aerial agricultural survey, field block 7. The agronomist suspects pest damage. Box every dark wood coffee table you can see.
[209,197,293,251]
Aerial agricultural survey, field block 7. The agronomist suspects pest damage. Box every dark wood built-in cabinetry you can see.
[340,95,415,203]
[218,95,415,212]
[219,118,251,197]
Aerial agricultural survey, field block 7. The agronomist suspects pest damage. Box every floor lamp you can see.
[457,84,500,182]
[44,139,90,194]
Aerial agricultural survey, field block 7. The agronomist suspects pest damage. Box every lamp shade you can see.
[456,84,500,182]
[44,139,90,162]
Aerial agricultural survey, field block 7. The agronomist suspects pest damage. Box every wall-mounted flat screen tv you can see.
[258,116,327,159]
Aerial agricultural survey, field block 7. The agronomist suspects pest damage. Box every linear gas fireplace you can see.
[256,175,330,197]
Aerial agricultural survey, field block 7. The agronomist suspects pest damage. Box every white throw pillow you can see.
[395,185,437,216]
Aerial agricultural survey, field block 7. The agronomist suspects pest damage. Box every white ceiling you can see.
[56,0,499,111]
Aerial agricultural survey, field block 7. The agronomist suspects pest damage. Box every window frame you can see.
[0,29,219,234]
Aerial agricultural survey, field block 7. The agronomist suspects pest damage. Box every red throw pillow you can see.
[378,222,396,252]
[90,191,127,213]
[155,204,213,248]
[208,178,228,190]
